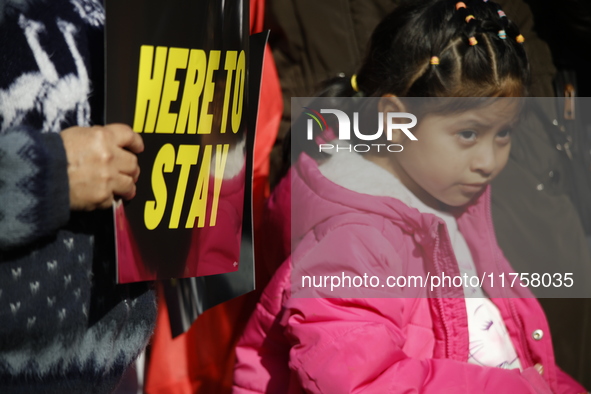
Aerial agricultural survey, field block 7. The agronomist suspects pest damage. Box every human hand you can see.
[61,124,144,210]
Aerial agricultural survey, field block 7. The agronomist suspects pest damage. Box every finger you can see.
[112,148,141,182]
[97,192,115,210]
[125,131,144,154]
[112,173,137,201]
[107,123,145,153]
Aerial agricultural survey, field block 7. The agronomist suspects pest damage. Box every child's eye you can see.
[458,130,477,141]
[497,128,512,139]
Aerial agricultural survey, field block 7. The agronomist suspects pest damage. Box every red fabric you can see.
[145,0,282,392]
[250,0,282,231]
[251,42,281,229]
[146,285,261,394]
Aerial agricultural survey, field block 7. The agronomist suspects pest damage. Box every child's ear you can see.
[379,94,408,144]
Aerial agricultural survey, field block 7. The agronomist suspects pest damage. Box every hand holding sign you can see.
[105,2,250,282]
[61,124,144,210]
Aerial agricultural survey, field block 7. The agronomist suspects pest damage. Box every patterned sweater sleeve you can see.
[0,126,70,249]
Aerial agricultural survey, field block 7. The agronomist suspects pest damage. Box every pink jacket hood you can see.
[290,152,527,300]
[292,153,436,240]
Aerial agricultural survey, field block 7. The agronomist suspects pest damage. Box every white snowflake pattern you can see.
[70,0,104,27]
[0,16,91,132]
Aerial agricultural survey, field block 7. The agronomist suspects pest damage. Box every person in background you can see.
[0,0,156,392]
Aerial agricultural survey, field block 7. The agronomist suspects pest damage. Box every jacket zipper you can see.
[430,224,454,360]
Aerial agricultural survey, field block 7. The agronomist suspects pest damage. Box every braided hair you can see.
[354,0,529,98]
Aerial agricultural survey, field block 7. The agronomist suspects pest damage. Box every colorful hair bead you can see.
[465,15,475,23]
[350,74,359,92]
[516,34,525,43]
[498,30,507,39]
[498,10,506,17]
[468,36,478,46]
[430,56,440,65]
[455,2,466,10]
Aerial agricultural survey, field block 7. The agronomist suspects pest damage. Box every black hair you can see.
[351,0,529,98]
[284,0,530,172]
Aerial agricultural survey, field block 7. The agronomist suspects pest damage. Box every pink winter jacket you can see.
[234,153,586,393]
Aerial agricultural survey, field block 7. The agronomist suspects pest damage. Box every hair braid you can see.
[353,0,529,98]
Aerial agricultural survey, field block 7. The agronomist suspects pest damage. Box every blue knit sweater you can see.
[0,0,156,392]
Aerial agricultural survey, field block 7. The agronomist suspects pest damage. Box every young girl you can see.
[234,0,587,392]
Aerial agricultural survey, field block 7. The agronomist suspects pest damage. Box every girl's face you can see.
[385,100,519,209]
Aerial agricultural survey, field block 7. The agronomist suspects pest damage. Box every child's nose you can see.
[471,145,497,176]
